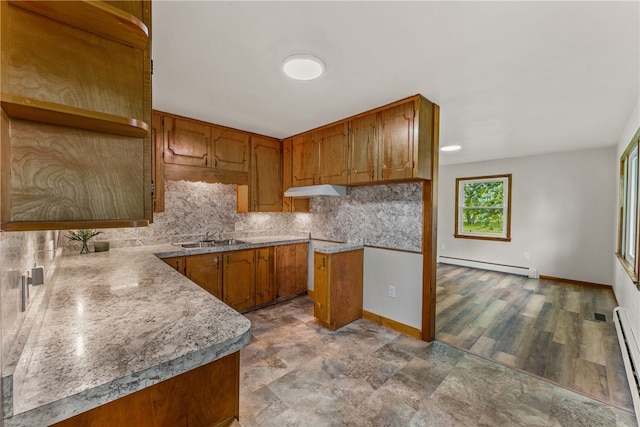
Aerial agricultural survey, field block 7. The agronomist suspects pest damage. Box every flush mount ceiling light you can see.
[282,54,325,81]
[440,145,462,152]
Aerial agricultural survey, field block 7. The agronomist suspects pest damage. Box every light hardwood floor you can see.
[436,264,633,412]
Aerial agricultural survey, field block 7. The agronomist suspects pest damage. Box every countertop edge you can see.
[4,327,251,427]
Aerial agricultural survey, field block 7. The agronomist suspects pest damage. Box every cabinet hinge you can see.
[151,59,154,75]
[151,180,155,196]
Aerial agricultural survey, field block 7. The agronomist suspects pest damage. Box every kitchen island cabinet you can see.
[314,249,364,330]
[3,245,250,426]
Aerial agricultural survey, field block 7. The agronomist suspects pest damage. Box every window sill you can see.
[616,252,639,285]
[454,233,511,242]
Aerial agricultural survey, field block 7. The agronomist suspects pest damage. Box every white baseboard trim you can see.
[438,256,537,278]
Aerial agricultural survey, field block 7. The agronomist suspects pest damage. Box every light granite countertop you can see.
[3,235,360,426]
[4,244,252,427]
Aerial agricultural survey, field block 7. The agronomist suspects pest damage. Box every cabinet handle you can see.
[257,250,260,259]
[370,168,374,180]
[215,256,219,268]
[318,176,322,184]
[214,158,218,168]
[313,176,316,185]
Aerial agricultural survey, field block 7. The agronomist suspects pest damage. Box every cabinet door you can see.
[186,253,223,300]
[163,256,186,275]
[152,112,165,213]
[349,113,378,184]
[211,126,249,172]
[316,122,348,185]
[291,133,317,186]
[164,116,211,167]
[251,136,282,212]
[313,253,330,324]
[223,250,255,312]
[379,101,415,181]
[294,243,309,294]
[275,244,297,299]
[282,139,310,213]
[255,247,275,306]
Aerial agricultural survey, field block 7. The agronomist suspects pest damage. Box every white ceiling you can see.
[151,1,640,165]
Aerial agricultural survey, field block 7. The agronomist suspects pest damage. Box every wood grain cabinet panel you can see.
[0,0,152,230]
[317,122,349,185]
[152,111,165,213]
[349,112,378,184]
[281,138,309,213]
[164,116,210,167]
[223,250,256,312]
[211,126,249,173]
[291,133,317,186]
[162,256,186,275]
[240,135,282,212]
[313,249,364,330]
[255,247,275,306]
[186,253,223,300]
[379,101,415,181]
[275,243,308,300]
[52,352,240,427]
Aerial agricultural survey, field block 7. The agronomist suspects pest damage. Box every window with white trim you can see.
[455,174,512,241]
[618,129,640,282]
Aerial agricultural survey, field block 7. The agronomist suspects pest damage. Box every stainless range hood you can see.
[284,184,347,198]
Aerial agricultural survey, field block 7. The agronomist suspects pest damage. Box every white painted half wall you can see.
[438,146,617,285]
[363,247,423,330]
[613,97,640,356]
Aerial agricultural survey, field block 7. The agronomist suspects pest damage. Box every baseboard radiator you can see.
[613,306,640,420]
[438,256,538,278]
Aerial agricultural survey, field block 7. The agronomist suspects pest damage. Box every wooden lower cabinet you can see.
[186,253,223,299]
[314,249,364,330]
[163,242,308,312]
[255,247,275,306]
[275,243,309,300]
[162,256,186,275]
[52,352,240,427]
[223,249,256,312]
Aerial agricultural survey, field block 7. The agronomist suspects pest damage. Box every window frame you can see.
[454,174,512,242]
[617,128,640,284]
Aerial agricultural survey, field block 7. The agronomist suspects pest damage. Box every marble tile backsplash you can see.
[1,230,61,371]
[91,181,310,250]
[311,183,423,252]
[95,180,423,253]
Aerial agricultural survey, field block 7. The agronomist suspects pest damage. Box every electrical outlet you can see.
[523,252,530,260]
[388,285,396,298]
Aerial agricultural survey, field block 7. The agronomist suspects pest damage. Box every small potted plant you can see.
[67,229,102,254]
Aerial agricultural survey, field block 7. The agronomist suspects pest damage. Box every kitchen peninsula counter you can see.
[3,245,251,427]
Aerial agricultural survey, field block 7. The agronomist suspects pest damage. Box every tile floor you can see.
[239,297,636,426]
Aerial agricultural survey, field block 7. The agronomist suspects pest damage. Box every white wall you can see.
[363,247,423,329]
[613,98,640,350]
[438,146,617,285]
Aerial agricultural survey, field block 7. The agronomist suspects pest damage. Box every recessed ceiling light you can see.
[282,54,325,81]
[440,145,462,152]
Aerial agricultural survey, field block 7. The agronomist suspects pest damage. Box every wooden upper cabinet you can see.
[316,122,348,185]
[211,126,249,173]
[1,0,152,230]
[379,101,415,181]
[349,112,378,184]
[291,133,317,186]
[164,116,210,167]
[152,111,165,213]
[281,138,310,213]
[250,136,282,212]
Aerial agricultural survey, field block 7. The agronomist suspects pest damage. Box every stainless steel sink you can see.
[177,239,246,249]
